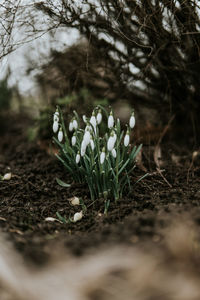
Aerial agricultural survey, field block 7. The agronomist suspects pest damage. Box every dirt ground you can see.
[1,113,200,299]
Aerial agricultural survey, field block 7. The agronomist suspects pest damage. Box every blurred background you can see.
[1,0,200,146]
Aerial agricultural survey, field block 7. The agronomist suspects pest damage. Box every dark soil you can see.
[1,113,200,266]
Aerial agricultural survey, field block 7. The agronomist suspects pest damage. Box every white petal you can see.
[53,121,59,133]
[107,136,115,151]
[83,131,91,146]
[124,134,130,147]
[3,173,12,180]
[112,149,117,158]
[73,211,83,222]
[90,139,95,150]
[76,153,80,164]
[53,114,59,123]
[71,135,76,146]
[90,115,97,129]
[129,116,135,128]
[69,122,73,132]
[82,115,87,123]
[100,152,105,164]
[58,130,63,142]
[81,140,87,156]
[108,115,114,128]
[96,112,102,124]
[73,119,78,130]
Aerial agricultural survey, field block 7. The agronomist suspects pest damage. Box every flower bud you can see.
[83,130,91,146]
[82,115,87,123]
[71,134,76,146]
[69,121,73,132]
[53,112,59,123]
[90,139,95,150]
[107,135,115,151]
[96,109,102,124]
[111,148,117,158]
[53,121,59,133]
[124,130,130,147]
[108,111,114,129]
[76,152,81,164]
[90,111,97,129]
[100,148,106,164]
[73,119,78,130]
[3,173,12,180]
[73,211,83,222]
[81,140,87,156]
[58,128,63,142]
[129,112,135,129]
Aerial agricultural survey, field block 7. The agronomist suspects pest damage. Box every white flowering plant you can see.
[52,105,144,213]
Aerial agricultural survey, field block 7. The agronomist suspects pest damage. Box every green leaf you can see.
[56,178,71,187]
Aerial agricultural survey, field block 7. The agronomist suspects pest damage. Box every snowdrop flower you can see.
[76,152,81,164]
[124,130,130,147]
[107,132,116,151]
[129,112,135,129]
[3,173,12,180]
[71,134,76,146]
[53,110,59,122]
[58,128,63,142]
[100,147,106,164]
[81,140,87,156]
[69,121,73,132]
[90,138,95,150]
[83,130,91,146]
[73,118,78,130]
[73,211,83,222]
[53,121,59,133]
[90,111,97,128]
[82,115,87,123]
[96,109,102,124]
[111,148,117,158]
[108,111,114,129]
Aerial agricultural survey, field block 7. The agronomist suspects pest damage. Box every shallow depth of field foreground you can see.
[1,1,200,299]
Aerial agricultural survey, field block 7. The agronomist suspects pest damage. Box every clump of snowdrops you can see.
[53,105,143,213]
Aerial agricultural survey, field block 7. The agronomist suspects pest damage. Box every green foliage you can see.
[53,106,144,213]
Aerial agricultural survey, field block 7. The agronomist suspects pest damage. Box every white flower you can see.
[3,173,12,180]
[111,148,117,158]
[81,140,87,156]
[85,124,92,132]
[100,148,106,164]
[71,134,76,146]
[82,115,87,123]
[53,121,59,133]
[124,131,130,147]
[107,134,116,151]
[73,211,83,222]
[129,113,135,129]
[108,111,114,129]
[96,110,102,124]
[73,119,78,130]
[53,111,59,123]
[69,121,73,132]
[76,152,81,164]
[90,139,95,150]
[69,196,80,206]
[58,128,63,142]
[90,111,97,128]
[83,130,91,146]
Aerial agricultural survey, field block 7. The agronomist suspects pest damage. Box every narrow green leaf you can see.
[56,178,71,187]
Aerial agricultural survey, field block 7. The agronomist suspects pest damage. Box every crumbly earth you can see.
[0,113,200,267]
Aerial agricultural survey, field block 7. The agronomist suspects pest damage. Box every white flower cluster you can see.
[53,107,136,164]
[53,106,139,205]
